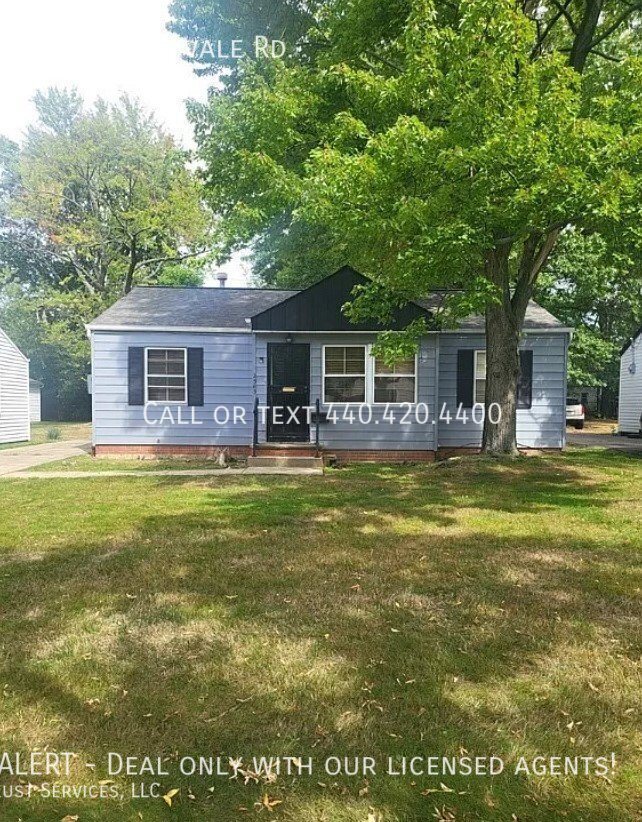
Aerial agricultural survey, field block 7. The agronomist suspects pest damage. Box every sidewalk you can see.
[4,466,323,479]
[0,440,91,476]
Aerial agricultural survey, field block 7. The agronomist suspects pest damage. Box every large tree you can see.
[175,0,642,453]
[0,89,214,418]
[536,229,642,412]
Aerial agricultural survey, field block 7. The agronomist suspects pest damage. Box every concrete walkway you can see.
[4,466,323,479]
[0,440,91,476]
[567,432,642,453]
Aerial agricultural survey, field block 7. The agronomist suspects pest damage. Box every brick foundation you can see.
[93,444,560,463]
[93,444,251,459]
[326,449,436,464]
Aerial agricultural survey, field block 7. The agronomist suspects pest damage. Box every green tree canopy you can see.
[0,89,215,419]
[176,0,642,451]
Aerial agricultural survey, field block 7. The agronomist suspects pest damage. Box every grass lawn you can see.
[0,421,91,451]
[0,449,640,821]
[28,455,240,472]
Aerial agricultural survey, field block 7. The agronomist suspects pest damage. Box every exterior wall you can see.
[437,333,568,449]
[255,334,438,451]
[29,388,42,423]
[91,330,255,447]
[618,337,642,435]
[91,328,568,454]
[0,329,30,444]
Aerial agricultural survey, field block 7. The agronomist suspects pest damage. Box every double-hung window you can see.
[146,348,187,403]
[323,346,367,403]
[373,356,416,404]
[323,346,418,404]
[474,350,487,405]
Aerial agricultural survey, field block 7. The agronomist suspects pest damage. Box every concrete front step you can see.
[248,455,324,469]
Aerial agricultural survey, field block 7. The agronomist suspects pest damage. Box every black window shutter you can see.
[517,350,533,409]
[456,350,475,408]
[187,348,204,406]
[128,347,145,406]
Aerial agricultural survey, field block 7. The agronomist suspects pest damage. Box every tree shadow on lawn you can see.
[0,455,640,820]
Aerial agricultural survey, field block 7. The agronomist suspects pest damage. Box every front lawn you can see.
[0,421,91,450]
[28,455,239,472]
[0,449,640,821]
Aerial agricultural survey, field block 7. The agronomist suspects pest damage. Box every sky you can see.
[0,0,249,285]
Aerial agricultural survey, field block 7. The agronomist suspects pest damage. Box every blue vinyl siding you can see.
[437,333,567,449]
[91,331,255,446]
[255,334,437,451]
[91,329,568,451]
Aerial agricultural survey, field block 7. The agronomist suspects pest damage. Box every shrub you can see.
[46,427,62,442]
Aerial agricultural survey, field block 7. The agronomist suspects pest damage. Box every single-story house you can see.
[87,267,571,461]
[0,326,30,445]
[618,325,642,436]
[29,379,42,423]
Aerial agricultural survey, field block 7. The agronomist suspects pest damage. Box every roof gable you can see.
[251,266,431,331]
[621,324,642,357]
[0,327,29,362]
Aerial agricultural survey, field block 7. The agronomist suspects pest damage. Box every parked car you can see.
[566,397,586,429]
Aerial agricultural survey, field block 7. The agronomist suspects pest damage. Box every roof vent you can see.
[216,272,228,288]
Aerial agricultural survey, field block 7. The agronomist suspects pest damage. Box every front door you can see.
[267,343,310,442]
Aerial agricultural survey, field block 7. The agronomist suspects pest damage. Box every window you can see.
[474,350,487,405]
[374,356,416,404]
[146,348,187,403]
[323,346,366,403]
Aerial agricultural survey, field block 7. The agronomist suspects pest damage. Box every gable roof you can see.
[88,267,568,333]
[252,266,431,331]
[621,324,642,357]
[89,285,298,330]
[0,327,29,362]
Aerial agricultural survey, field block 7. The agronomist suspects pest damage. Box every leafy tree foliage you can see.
[0,89,214,419]
[536,230,642,408]
[176,0,642,451]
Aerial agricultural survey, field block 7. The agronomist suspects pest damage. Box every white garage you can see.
[0,326,30,444]
[619,327,642,436]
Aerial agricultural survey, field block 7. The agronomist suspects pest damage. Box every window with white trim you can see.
[323,346,366,403]
[474,350,487,405]
[146,348,187,403]
[373,356,416,403]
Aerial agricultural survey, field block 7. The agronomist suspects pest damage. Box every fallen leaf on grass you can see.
[162,788,180,807]
[61,816,79,822]
[254,793,282,812]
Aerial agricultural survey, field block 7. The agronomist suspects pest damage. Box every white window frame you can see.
[473,349,486,406]
[322,344,368,405]
[371,351,418,406]
[321,344,418,406]
[144,347,188,405]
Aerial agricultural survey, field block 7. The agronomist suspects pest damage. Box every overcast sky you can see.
[0,0,249,285]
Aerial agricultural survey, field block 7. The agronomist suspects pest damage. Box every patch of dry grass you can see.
[0,448,639,820]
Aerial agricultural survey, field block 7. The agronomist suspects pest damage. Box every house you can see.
[618,325,642,436]
[29,379,42,423]
[0,327,30,445]
[87,267,571,461]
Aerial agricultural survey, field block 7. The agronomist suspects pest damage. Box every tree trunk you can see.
[482,245,521,455]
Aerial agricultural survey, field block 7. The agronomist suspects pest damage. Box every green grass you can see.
[0,449,640,820]
[0,421,91,450]
[29,455,241,472]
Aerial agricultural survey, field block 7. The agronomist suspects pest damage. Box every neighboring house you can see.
[0,327,30,445]
[29,379,42,423]
[87,267,572,461]
[618,326,642,436]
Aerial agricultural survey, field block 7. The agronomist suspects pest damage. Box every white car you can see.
[566,398,586,430]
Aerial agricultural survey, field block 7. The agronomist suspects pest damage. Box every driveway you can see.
[0,440,91,476]
[567,430,642,453]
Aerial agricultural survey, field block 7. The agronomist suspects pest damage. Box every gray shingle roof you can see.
[89,286,298,329]
[88,285,567,331]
